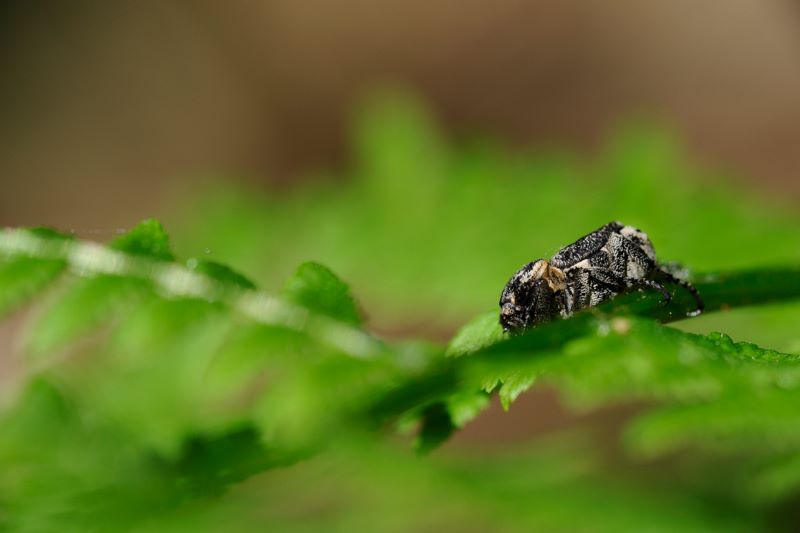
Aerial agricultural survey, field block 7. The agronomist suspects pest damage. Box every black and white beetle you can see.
[499,221,704,333]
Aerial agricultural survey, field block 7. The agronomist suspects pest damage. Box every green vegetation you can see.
[1,93,800,531]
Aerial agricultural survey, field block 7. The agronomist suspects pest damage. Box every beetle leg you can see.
[631,278,671,304]
[655,268,705,316]
[582,266,671,306]
[578,267,626,307]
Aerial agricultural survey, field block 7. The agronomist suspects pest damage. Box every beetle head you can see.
[499,259,561,333]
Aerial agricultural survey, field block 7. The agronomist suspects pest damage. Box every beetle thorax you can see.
[523,259,566,292]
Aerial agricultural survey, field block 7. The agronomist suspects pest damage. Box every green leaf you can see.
[446,310,506,357]
[83,300,234,457]
[187,259,256,289]
[446,390,490,427]
[0,257,65,317]
[440,306,537,410]
[747,453,800,504]
[414,402,456,455]
[624,388,800,459]
[27,226,73,241]
[110,219,174,261]
[0,227,72,317]
[282,262,362,325]
[497,371,538,411]
[25,276,152,357]
[445,311,537,412]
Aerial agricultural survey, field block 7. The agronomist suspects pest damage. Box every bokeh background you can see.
[3,2,800,530]
[3,0,800,230]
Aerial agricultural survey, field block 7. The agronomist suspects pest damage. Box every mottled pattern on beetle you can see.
[499,260,569,331]
[499,221,703,333]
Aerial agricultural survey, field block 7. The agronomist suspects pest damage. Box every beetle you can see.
[499,221,704,333]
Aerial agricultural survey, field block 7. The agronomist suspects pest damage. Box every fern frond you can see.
[0,226,383,360]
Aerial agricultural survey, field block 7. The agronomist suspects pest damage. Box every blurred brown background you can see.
[2,0,800,231]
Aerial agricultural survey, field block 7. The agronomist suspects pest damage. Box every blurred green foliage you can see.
[1,93,800,531]
[173,91,800,335]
